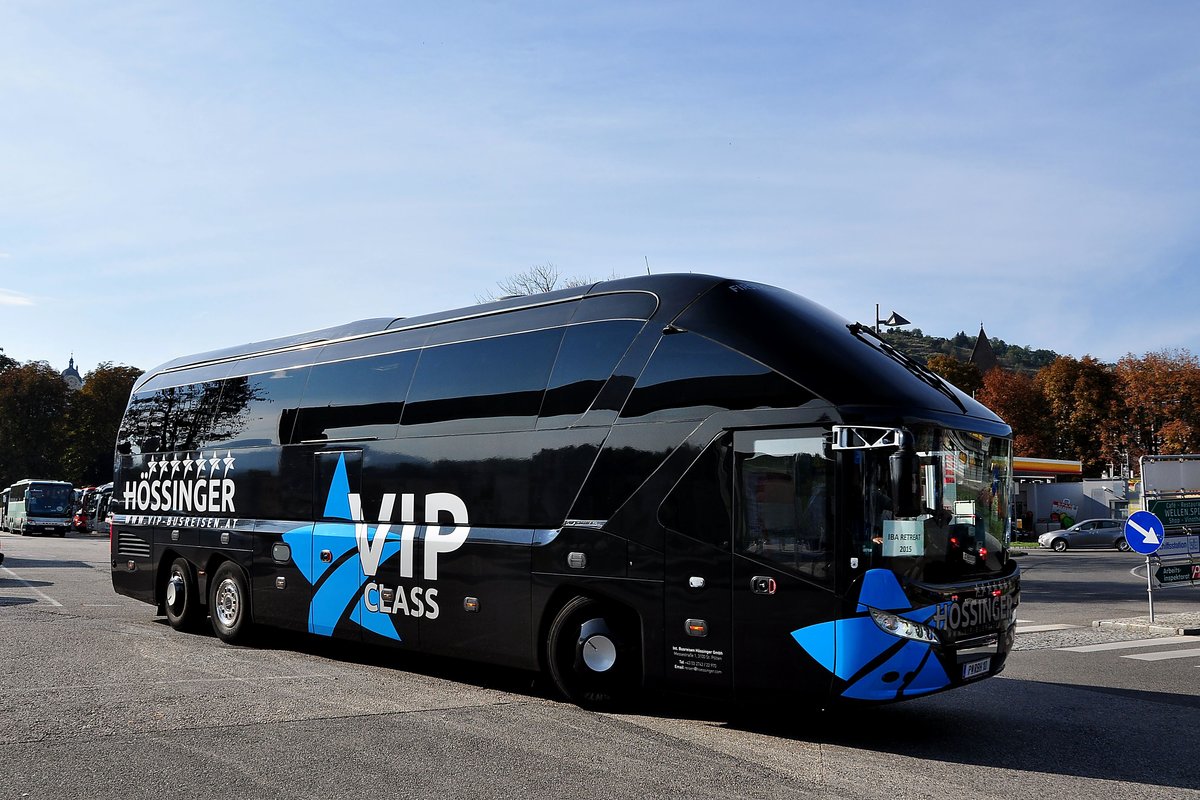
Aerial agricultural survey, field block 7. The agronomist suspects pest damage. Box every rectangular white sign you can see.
[883,519,925,557]
[1157,535,1200,558]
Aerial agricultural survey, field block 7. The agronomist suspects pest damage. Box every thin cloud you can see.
[0,289,34,306]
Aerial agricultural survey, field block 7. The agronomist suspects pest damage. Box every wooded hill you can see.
[882,328,1061,374]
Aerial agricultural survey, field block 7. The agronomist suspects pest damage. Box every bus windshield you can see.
[27,484,73,516]
[847,426,1012,582]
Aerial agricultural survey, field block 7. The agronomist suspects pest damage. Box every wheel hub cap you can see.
[582,634,617,672]
[166,575,184,608]
[215,579,239,626]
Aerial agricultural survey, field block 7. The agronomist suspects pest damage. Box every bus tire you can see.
[164,558,201,631]
[546,596,639,708]
[209,562,253,643]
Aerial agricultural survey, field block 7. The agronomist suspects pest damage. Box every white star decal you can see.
[195,454,208,475]
[147,457,159,477]
[209,454,222,473]
[170,456,181,475]
[222,451,235,475]
[183,456,194,477]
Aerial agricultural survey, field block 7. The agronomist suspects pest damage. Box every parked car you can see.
[1038,518,1131,552]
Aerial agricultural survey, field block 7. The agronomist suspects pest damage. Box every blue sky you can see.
[2,2,1198,375]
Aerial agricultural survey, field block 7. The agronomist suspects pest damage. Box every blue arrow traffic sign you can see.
[1125,510,1165,555]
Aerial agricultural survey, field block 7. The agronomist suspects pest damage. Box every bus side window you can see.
[291,349,419,443]
[402,328,564,433]
[540,320,645,425]
[659,433,733,550]
[621,334,812,422]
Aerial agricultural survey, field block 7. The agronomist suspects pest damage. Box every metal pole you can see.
[875,303,880,334]
[1147,555,1155,623]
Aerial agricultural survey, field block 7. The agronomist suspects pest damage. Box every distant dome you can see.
[61,356,83,391]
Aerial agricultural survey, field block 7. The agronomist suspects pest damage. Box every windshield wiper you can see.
[847,323,968,413]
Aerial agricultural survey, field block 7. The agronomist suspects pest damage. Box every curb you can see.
[1094,620,1200,636]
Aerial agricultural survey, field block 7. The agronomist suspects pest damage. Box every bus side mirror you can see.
[889,433,921,518]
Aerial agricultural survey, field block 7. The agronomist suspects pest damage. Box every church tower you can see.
[61,356,83,391]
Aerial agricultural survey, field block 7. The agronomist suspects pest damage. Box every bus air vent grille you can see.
[116,532,151,559]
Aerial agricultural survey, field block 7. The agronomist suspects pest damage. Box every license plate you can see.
[963,658,990,680]
[43,527,56,532]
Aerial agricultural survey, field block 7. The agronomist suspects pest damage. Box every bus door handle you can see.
[320,550,332,563]
[751,576,777,595]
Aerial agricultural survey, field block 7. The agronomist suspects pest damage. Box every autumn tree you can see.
[1033,356,1122,476]
[1115,349,1200,461]
[976,369,1054,457]
[926,354,983,395]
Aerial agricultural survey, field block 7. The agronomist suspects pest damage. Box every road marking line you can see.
[0,565,63,607]
[1016,623,1080,633]
[1122,647,1200,661]
[1059,636,1195,653]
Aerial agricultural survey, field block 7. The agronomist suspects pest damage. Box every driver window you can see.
[734,429,834,585]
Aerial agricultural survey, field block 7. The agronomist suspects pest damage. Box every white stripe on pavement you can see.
[1016,623,1080,633]
[1123,647,1200,661]
[0,565,63,607]
[1059,636,1195,653]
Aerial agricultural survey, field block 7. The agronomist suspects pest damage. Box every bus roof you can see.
[135,274,723,390]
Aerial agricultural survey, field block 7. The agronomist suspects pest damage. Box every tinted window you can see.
[540,320,645,423]
[735,429,834,585]
[119,381,228,454]
[213,368,312,448]
[292,349,419,443]
[660,433,733,549]
[621,333,812,421]
[403,328,564,432]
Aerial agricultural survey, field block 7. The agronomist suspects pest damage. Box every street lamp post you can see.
[874,304,911,334]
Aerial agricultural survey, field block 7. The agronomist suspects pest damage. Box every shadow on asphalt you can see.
[2,557,96,569]
[714,679,1200,792]
[0,576,56,589]
[151,617,1200,793]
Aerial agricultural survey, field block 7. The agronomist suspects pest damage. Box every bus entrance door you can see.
[730,429,839,699]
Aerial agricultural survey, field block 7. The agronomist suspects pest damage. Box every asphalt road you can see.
[2,533,1198,800]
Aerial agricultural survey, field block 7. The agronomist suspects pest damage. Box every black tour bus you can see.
[111,275,1018,706]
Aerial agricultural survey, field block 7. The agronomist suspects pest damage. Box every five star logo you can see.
[139,452,238,480]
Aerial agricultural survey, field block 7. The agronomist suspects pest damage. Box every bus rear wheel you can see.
[546,596,639,708]
[164,557,201,631]
[209,562,253,643]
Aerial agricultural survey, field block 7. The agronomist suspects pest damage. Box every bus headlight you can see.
[868,608,940,644]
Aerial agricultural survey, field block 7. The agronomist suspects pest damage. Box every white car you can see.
[1038,519,1131,552]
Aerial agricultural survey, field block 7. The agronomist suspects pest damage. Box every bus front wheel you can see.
[546,596,639,708]
[209,562,253,644]
[164,557,201,631]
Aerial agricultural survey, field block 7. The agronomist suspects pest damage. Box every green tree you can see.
[0,362,70,488]
[61,363,143,485]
